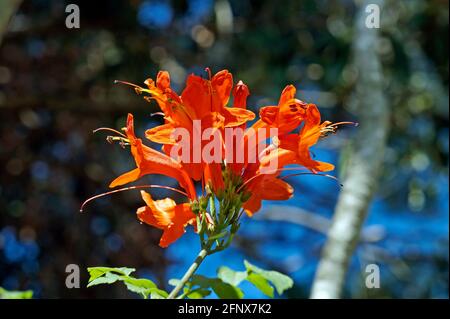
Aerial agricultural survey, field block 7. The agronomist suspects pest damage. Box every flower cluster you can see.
[84,68,353,248]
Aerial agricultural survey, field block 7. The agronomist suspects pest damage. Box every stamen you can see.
[114,80,142,89]
[280,172,343,187]
[329,121,358,127]
[106,136,130,147]
[80,184,189,213]
[114,80,144,94]
[320,121,358,137]
[150,112,165,117]
[93,127,127,137]
[237,167,309,193]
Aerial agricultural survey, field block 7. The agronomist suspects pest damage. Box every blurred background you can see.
[0,0,448,298]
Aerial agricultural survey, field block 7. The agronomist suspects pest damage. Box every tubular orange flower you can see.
[144,69,255,144]
[180,70,255,127]
[230,89,349,215]
[242,172,294,216]
[228,85,309,176]
[121,69,256,192]
[137,190,197,247]
[109,113,196,200]
[85,68,354,248]
[258,84,308,135]
[275,104,335,173]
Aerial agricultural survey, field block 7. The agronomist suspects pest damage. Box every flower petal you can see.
[145,123,177,144]
[211,69,233,108]
[181,74,211,120]
[111,114,196,199]
[138,191,176,227]
[243,176,293,215]
[159,224,185,247]
[278,85,296,106]
[223,107,256,127]
[109,168,141,188]
[137,191,196,247]
[156,70,171,90]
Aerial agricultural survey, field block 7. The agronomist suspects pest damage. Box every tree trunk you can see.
[310,0,390,299]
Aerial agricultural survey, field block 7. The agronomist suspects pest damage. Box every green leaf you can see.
[217,266,247,286]
[87,267,135,282]
[87,272,122,287]
[244,260,293,295]
[86,266,168,299]
[123,277,156,289]
[122,277,157,297]
[190,274,213,286]
[185,288,212,299]
[190,275,244,299]
[246,273,274,298]
[0,287,33,299]
[150,289,169,299]
[211,280,244,299]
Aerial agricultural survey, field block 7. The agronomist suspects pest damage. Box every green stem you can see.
[167,243,212,299]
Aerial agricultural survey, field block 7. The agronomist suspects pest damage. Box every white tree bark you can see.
[310,0,390,299]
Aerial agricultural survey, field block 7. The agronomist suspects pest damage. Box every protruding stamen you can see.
[237,167,309,193]
[280,172,342,187]
[150,112,165,117]
[106,136,130,148]
[320,121,358,137]
[80,184,190,213]
[114,80,144,94]
[114,80,142,89]
[93,127,127,137]
[329,121,358,127]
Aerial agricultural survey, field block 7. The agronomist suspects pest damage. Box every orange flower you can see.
[130,69,255,192]
[232,95,340,215]
[91,68,354,245]
[241,172,293,216]
[258,85,308,135]
[275,103,336,173]
[109,113,196,200]
[180,70,255,127]
[227,80,252,175]
[137,190,196,247]
[145,70,255,144]
[229,85,308,176]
